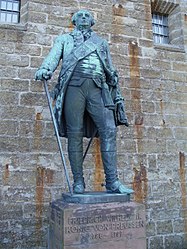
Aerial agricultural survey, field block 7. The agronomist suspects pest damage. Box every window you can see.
[151,0,184,48]
[0,0,20,24]
[152,13,169,44]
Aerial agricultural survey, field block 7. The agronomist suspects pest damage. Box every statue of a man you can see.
[35,10,133,195]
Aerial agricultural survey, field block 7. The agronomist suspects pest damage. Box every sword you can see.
[43,80,73,195]
[83,129,98,161]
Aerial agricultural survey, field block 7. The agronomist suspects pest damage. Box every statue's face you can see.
[75,10,93,28]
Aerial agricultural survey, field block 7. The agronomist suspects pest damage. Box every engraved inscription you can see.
[64,211,145,244]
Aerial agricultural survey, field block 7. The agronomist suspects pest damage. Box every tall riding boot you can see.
[68,132,85,194]
[100,130,134,194]
[100,130,118,186]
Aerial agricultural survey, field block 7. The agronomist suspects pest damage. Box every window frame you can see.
[152,12,169,45]
[0,0,21,24]
[151,0,184,49]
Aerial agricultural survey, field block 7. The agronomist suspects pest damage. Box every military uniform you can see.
[36,25,131,194]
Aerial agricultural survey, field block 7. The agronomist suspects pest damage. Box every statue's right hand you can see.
[35,68,52,81]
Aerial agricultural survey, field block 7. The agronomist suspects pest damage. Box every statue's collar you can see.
[70,28,93,38]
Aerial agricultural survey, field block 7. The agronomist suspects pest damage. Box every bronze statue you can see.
[35,10,133,195]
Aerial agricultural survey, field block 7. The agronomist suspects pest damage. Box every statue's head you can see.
[71,10,95,29]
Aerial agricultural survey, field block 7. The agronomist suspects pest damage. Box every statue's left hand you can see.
[35,68,52,81]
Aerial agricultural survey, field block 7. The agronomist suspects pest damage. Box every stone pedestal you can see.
[49,193,146,249]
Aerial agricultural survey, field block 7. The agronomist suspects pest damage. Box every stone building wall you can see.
[0,0,187,248]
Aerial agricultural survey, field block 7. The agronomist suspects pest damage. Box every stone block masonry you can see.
[0,0,187,248]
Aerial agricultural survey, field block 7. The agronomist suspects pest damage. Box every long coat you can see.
[39,30,121,137]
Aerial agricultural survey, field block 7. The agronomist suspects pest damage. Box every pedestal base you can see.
[62,191,130,204]
[49,193,146,249]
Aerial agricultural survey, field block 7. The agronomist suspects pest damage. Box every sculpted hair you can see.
[71,10,95,26]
